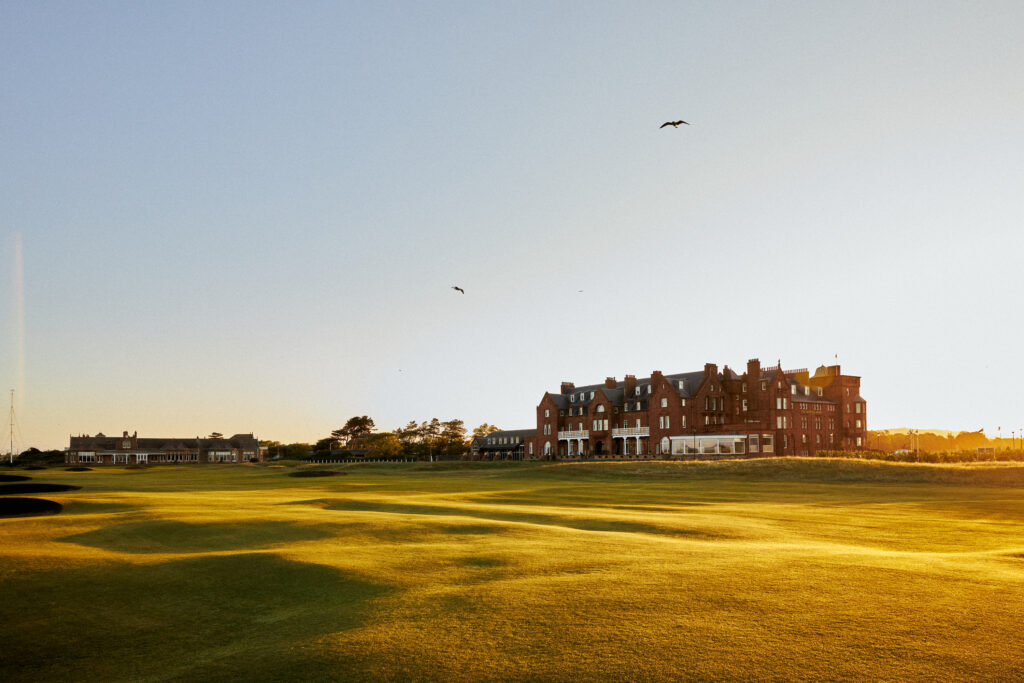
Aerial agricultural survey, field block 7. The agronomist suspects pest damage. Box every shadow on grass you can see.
[60,501,137,515]
[60,519,336,554]
[0,553,388,682]
[0,497,62,518]
[318,499,723,539]
[0,474,31,483]
[0,483,81,495]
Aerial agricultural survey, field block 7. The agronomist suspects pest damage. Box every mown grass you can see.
[3,458,1024,681]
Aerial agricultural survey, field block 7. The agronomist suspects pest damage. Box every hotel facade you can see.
[526,359,866,460]
[66,431,262,465]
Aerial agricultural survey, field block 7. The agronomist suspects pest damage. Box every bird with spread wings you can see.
[451,286,465,294]
[660,120,689,128]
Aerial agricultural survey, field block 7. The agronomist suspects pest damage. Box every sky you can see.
[2,1,1023,451]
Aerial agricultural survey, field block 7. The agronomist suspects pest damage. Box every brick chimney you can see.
[605,377,617,389]
[560,381,575,394]
[747,358,761,380]
[704,363,718,379]
[624,374,637,396]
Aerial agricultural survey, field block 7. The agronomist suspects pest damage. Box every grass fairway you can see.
[3,458,1024,681]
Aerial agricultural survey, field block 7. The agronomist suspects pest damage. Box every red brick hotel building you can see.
[528,359,866,460]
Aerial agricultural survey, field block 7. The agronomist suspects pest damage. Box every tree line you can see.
[261,416,502,461]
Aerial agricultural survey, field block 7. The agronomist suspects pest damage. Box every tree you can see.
[333,416,376,445]
[439,419,468,459]
[364,433,403,459]
[312,437,341,455]
[421,418,441,461]
[472,423,501,440]
[396,421,423,458]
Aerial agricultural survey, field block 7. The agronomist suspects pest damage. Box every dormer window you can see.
[579,392,584,401]
[804,386,810,396]
[647,385,651,394]
[791,384,797,395]
[678,381,685,390]
[570,395,575,403]
[590,391,595,400]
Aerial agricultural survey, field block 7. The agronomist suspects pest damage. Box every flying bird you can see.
[660,120,689,128]
[451,286,465,294]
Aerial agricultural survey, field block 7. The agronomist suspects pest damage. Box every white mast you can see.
[7,389,13,464]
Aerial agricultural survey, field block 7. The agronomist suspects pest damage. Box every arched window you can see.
[596,404,605,413]
[544,441,551,455]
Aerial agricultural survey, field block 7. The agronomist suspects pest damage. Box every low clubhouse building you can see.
[66,431,262,465]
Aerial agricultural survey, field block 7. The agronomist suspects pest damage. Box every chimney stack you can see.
[560,381,575,395]
[605,377,617,389]
[624,374,637,396]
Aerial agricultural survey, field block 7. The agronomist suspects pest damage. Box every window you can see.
[762,434,774,453]
[681,398,687,407]
[660,437,669,454]
[635,387,640,396]
[678,381,685,390]
[529,443,534,455]
[742,382,747,393]
[544,409,549,418]
[742,399,748,412]
[137,454,148,463]
[804,386,810,396]
[635,418,641,428]
[749,435,759,453]
[855,419,862,429]
[710,384,715,392]
[761,381,767,391]
[579,392,584,401]
[661,397,667,408]
[817,388,823,397]
[597,404,605,413]
[816,434,821,444]
[801,433,807,444]
[855,403,862,414]
[801,417,808,429]
[856,437,862,447]
[570,395,575,403]
[846,388,850,396]
[590,391,594,400]
[791,385,797,395]
[681,415,686,428]
[78,452,96,463]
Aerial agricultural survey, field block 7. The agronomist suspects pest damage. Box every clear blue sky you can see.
[3,1,1023,450]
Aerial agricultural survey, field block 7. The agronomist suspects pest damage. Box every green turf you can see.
[3,458,1024,681]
